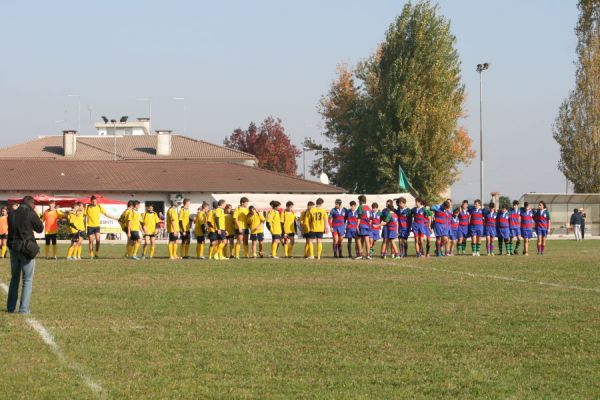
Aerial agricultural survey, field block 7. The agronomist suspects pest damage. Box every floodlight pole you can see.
[476,63,489,202]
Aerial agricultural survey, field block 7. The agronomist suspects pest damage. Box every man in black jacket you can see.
[6,196,44,314]
[569,208,582,241]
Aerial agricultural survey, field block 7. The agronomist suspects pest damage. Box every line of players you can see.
[326,197,551,258]
[20,194,551,260]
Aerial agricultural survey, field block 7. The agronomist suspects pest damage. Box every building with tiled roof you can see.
[0,131,257,164]
[0,122,345,232]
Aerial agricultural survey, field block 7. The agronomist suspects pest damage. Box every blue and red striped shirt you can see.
[345,209,358,230]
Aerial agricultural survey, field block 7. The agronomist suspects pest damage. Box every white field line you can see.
[401,264,600,293]
[0,282,106,399]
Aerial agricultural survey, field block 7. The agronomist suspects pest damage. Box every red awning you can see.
[72,195,128,205]
[8,193,76,207]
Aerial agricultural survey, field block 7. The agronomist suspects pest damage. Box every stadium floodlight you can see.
[476,62,490,202]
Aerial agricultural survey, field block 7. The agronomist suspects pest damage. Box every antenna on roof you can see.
[120,116,128,123]
[101,116,108,123]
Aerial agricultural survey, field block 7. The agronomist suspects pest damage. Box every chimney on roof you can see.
[156,130,172,156]
[63,130,77,157]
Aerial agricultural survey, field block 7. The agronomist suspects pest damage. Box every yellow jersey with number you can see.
[309,207,328,233]
[232,206,249,230]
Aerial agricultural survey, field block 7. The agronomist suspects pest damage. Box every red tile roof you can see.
[0,159,344,194]
[0,135,256,162]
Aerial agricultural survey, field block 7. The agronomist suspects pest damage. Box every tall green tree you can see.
[553,0,600,193]
[316,1,474,199]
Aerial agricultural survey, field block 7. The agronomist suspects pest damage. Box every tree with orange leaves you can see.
[316,1,475,200]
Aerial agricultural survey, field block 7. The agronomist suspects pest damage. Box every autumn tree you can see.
[553,0,600,193]
[315,1,474,199]
[224,117,301,176]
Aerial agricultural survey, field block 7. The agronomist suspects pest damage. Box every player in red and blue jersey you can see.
[422,201,433,257]
[379,199,393,257]
[534,201,551,255]
[468,200,485,256]
[448,208,460,256]
[496,205,511,256]
[396,197,412,257]
[328,199,346,258]
[508,200,522,255]
[356,195,372,260]
[369,203,382,257]
[411,197,429,257]
[457,200,470,255]
[381,203,399,259]
[520,202,535,256]
[344,201,358,258]
[483,202,498,256]
[432,200,451,256]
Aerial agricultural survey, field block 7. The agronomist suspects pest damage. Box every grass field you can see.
[1,240,599,399]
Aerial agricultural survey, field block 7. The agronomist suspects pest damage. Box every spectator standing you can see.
[580,208,586,240]
[6,196,44,314]
[570,208,582,241]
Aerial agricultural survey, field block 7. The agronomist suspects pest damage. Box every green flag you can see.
[398,165,411,192]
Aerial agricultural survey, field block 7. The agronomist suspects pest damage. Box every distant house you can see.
[0,119,344,218]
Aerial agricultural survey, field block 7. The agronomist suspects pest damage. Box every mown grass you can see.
[1,240,599,399]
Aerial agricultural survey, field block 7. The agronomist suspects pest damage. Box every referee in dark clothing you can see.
[6,196,44,314]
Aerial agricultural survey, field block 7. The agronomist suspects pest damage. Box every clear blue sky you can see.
[0,0,578,200]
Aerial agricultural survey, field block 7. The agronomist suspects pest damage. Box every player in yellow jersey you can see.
[246,206,266,258]
[281,201,297,258]
[208,200,227,260]
[300,201,314,258]
[179,198,192,259]
[127,200,144,260]
[193,202,209,259]
[0,206,8,258]
[66,203,85,260]
[166,201,180,260]
[232,197,250,258]
[141,204,161,259]
[42,200,65,259]
[206,202,216,259]
[266,201,283,259]
[308,198,329,260]
[84,195,117,259]
[224,204,236,259]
